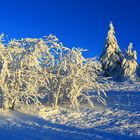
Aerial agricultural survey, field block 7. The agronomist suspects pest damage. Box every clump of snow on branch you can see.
[0,34,108,110]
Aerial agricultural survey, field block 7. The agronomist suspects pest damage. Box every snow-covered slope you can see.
[0,82,140,140]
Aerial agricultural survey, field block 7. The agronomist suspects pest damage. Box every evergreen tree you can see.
[100,22,123,79]
[137,64,140,77]
[121,43,138,81]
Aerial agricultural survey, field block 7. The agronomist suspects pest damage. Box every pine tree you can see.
[121,43,138,81]
[100,22,123,79]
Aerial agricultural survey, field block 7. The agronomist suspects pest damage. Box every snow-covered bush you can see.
[0,34,108,110]
[45,47,108,109]
[121,43,138,81]
[41,37,108,109]
[100,22,123,79]
[0,37,50,110]
[65,49,108,110]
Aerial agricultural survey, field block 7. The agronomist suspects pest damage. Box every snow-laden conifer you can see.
[121,43,138,81]
[100,22,123,79]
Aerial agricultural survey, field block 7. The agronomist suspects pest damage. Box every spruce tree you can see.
[100,22,123,79]
[121,43,138,81]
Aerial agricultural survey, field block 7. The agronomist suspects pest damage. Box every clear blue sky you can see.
[0,0,140,62]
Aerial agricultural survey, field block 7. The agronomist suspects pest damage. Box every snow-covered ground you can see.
[0,82,140,140]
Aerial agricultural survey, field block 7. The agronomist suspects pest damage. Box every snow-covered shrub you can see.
[63,49,108,109]
[41,38,108,109]
[100,22,123,79]
[0,34,108,110]
[121,43,138,81]
[0,36,51,110]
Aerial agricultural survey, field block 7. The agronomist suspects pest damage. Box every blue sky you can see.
[0,0,140,62]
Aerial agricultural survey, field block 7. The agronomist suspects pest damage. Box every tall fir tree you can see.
[100,22,123,79]
[121,43,138,81]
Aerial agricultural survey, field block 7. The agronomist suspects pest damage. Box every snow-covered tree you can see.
[63,49,108,110]
[100,22,123,79]
[0,34,108,111]
[137,64,140,78]
[27,35,108,110]
[121,43,138,81]
[0,36,50,110]
[43,44,108,110]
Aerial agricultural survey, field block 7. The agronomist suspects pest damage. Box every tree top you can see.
[109,21,114,31]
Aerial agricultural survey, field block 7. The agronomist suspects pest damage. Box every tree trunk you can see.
[54,78,62,107]
[10,98,16,110]
[2,96,9,110]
